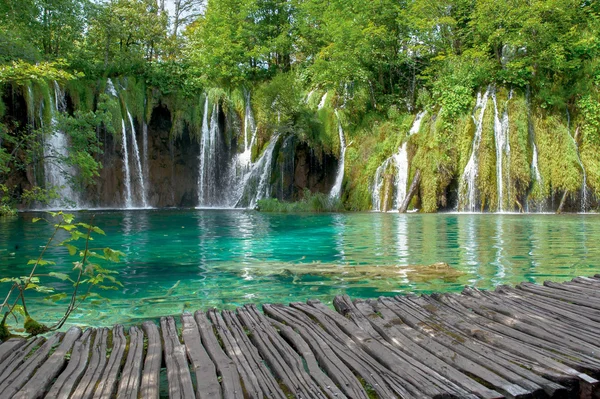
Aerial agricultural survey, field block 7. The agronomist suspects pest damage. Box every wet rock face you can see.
[292,142,337,200]
[86,104,201,208]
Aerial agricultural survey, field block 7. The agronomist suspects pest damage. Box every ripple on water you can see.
[1,210,599,328]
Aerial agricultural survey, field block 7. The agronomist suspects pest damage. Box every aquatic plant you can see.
[0,212,124,339]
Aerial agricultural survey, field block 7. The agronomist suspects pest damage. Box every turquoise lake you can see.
[1,210,600,328]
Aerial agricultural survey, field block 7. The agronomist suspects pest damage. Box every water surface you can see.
[1,210,599,327]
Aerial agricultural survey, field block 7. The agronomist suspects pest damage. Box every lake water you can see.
[1,210,599,328]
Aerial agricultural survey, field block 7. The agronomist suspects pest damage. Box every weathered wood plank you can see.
[394,295,568,397]
[0,332,62,398]
[93,324,127,399]
[435,293,600,374]
[342,297,499,399]
[14,327,81,399]
[236,305,322,399]
[418,293,598,389]
[208,309,265,399]
[0,336,42,379]
[46,329,94,399]
[181,312,221,399]
[72,328,109,399]
[220,309,288,399]
[290,301,423,398]
[518,282,600,311]
[266,315,347,399]
[263,303,369,399]
[161,316,195,399]
[194,310,244,399]
[0,337,26,364]
[140,321,162,399]
[116,326,144,399]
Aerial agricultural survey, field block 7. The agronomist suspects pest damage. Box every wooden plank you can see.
[72,328,109,399]
[0,336,42,379]
[194,310,244,399]
[161,316,195,399]
[14,327,82,399]
[0,338,26,364]
[93,324,127,399]
[342,297,499,399]
[290,301,424,398]
[46,329,94,399]
[332,296,480,399]
[140,321,162,399]
[263,303,370,399]
[181,312,221,399]
[417,294,599,389]
[116,326,144,399]
[434,293,600,374]
[518,282,600,311]
[236,305,322,399]
[207,309,265,399]
[0,332,62,398]
[393,295,568,398]
[266,315,348,399]
[455,292,600,359]
[219,309,289,399]
[474,287,600,345]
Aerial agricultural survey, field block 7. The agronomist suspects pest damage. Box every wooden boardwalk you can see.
[2,276,600,398]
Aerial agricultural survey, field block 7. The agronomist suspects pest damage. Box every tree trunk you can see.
[399,169,421,213]
[557,190,569,214]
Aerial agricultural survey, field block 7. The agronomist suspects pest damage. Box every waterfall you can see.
[197,99,220,206]
[142,121,149,191]
[106,78,118,97]
[371,111,426,211]
[121,118,133,208]
[492,88,512,212]
[459,88,490,212]
[566,107,589,212]
[127,110,148,208]
[43,82,80,208]
[318,93,328,109]
[329,111,347,200]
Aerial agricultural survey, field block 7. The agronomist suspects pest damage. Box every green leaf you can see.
[45,293,67,302]
[32,218,41,223]
[27,259,55,266]
[49,272,71,281]
[103,248,124,262]
[64,244,78,256]
[62,213,74,224]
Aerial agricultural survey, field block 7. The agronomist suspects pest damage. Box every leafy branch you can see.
[0,212,124,339]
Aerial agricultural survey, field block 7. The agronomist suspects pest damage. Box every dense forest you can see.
[1,0,599,213]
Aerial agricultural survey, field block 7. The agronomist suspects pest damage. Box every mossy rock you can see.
[0,323,10,341]
[24,316,50,336]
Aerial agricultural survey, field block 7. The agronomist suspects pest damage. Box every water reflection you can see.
[1,210,599,327]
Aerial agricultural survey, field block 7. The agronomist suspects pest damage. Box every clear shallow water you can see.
[1,210,599,328]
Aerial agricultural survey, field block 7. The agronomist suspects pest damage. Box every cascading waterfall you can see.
[43,82,80,208]
[142,121,149,190]
[492,88,512,212]
[329,110,347,200]
[318,93,328,110]
[127,110,148,208]
[245,134,281,208]
[106,78,118,97]
[566,107,589,212]
[371,111,426,211]
[121,118,133,208]
[459,88,491,212]
[197,99,221,206]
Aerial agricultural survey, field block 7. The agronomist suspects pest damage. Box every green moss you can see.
[535,113,582,195]
[477,96,497,211]
[0,322,9,341]
[24,316,50,336]
[507,91,532,210]
[257,191,343,213]
[65,79,95,111]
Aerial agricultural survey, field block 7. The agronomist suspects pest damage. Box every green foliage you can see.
[0,212,124,337]
[257,190,343,213]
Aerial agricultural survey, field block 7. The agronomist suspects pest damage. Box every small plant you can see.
[0,211,124,340]
[257,189,344,213]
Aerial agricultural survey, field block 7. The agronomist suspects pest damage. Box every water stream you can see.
[460,88,491,212]
[329,110,346,200]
